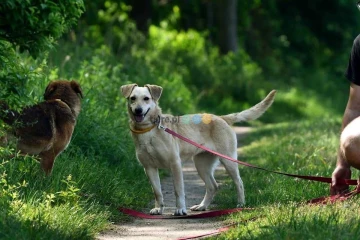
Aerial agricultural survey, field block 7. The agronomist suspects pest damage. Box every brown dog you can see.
[0,80,83,175]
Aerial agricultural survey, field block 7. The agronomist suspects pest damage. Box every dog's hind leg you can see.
[144,167,165,215]
[39,150,59,175]
[0,133,7,146]
[191,152,219,211]
[219,152,245,207]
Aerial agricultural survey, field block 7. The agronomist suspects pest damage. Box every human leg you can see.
[331,83,360,194]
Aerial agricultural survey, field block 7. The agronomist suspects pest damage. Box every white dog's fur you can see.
[121,84,276,215]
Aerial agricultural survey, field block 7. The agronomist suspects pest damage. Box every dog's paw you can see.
[150,207,163,215]
[190,204,207,211]
[236,202,245,208]
[174,207,187,216]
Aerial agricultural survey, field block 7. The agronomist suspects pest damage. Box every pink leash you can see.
[163,127,357,185]
[119,126,360,239]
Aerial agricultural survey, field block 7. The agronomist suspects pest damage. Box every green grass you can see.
[0,143,152,239]
[211,118,360,240]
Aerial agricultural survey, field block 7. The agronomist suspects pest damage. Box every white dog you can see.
[121,84,276,215]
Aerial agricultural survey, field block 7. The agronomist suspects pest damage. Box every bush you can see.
[0,0,84,107]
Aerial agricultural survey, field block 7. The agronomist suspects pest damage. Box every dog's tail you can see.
[220,90,276,125]
[0,101,19,125]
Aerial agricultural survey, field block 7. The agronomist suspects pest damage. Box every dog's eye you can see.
[144,97,150,101]
[130,96,136,101]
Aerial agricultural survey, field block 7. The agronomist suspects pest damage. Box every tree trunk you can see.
[216,0,238,54]
[206,0,215,43]
[129,0,152,35]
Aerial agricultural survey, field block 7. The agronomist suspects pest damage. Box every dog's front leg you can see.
[144,167,164,215]
[171,161,187,216]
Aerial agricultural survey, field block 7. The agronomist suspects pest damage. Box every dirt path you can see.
[97,127,252,240]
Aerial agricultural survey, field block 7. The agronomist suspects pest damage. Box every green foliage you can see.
[0,0,84,107]
[54,1,353,120]
[0,0,84,58]
[146,21,267,115]
[0,156,108,240]
[0,138,151,238]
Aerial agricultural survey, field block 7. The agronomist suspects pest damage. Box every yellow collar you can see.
[129,125,156,134]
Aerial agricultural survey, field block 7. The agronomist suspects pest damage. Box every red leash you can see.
[163,127,358,186]
[177,216,259,240]
[307,184,360,204]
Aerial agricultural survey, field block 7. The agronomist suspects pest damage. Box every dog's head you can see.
[120,84,163,123]
[44,80,83,117]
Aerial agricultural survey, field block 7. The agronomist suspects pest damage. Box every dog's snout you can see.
[134,108,143,115]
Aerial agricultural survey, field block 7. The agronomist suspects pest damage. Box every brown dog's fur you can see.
[0,80,83,175]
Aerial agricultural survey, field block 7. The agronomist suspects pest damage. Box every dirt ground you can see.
[96,127,252,240]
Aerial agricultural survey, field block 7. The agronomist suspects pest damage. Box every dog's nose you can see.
[134,108,143,115]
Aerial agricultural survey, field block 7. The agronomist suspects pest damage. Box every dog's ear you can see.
[145,84,163,101]
[71,80,83,98]
[44,81,56,99]
[120,84,138,98]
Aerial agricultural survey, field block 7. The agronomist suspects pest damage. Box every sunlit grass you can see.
[214,201,360,240]
[0,143,152,239]
[212,118,360,239]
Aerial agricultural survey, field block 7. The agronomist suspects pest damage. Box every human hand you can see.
[330,165,351,195]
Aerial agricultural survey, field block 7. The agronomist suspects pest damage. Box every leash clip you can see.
[156,115,166,130]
